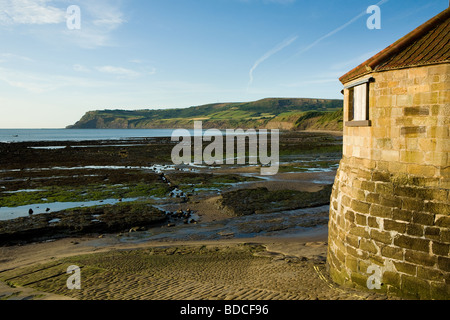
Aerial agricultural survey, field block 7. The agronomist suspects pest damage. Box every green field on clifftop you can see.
[68,98,343,131]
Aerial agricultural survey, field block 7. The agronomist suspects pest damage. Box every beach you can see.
[0,233,395,301]
[0,131,397,300]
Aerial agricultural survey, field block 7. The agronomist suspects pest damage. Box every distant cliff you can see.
[67,98,343,131]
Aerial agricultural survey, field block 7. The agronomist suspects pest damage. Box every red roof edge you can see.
[339,7,450,84]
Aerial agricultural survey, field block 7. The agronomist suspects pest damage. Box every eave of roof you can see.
[339,7,450,84]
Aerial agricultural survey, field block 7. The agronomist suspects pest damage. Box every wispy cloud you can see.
[128,59,157,75]
[0,0,126,48]
[248,35,298,87]
[0,53,33,63]
[281,78,338,88]
[61,0,126,48]
[294,0,389,57]
[0,66,113,93]
[96,66,141,79]
[84,0,125,30]
[0,0,65,25]
[73,64,91,73]
[237,0,296,4]
[330,50,379,71]
[280,70,344,88]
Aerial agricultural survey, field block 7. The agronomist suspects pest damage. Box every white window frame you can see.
[344,76,372,127]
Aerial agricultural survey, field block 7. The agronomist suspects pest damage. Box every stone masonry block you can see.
[349,225,369,238]
[404,106,430,116]
[383,271,401,289]
[424,202,450,215]
[413,92,439,105]
[375,182,394,196]
[371,229,393,245]
[379,195,402,208]
[355,213,367,226]
[381,245,403,260]
[417,266,444,282]
[392,208,412,222]
[345,234,360,248]
[359,239,378,254]
[368,216,379,228]
[384,219,407,233]
[441,230,450,243]
[406,223,424,237]
[430,282,450,300]
[435,215,450,228]
[402,198,424,212]
[401,275,431,300]
[372,171,391,183]
[411,211,434,226]
[394,235,430,252]
[424,226,441,240]
[347,245,369,260]
[404,249,437,267]
[370,204,392,218]
[432,241,450,256]
[394,261,417,276]
[351,200,371,214]
[417,188,448,202]
[437,256,450,272]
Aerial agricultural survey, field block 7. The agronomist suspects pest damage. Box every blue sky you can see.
[0,0,447,128]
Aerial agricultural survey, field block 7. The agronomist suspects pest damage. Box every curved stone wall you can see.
[327,64,450,299]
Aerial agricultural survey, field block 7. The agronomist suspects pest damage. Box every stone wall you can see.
[327,63,450,299]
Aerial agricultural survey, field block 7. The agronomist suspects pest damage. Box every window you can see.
[345,77,372,127]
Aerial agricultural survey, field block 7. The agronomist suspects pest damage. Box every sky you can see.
[0,0,448,128]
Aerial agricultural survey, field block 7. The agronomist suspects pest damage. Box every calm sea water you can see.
[0,128,258,143]
[0,129,186,143]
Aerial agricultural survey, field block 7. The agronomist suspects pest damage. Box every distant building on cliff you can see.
[327,7,450,299]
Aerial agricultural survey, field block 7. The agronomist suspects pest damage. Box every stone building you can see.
[327,7,449,299]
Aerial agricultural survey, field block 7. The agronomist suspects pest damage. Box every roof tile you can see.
[340,7,450,84]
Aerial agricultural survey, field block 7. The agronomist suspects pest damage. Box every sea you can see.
[0,129,188,143]
[0,128,259,143]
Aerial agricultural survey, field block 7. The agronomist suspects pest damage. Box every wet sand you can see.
[0,231,396,301]
[0,200,398,301]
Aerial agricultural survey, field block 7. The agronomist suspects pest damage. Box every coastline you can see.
[1,228,394,301]
[0,131,397,300]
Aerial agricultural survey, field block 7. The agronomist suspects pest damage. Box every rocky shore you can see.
[0,131,397,301]
[0,131,342,245]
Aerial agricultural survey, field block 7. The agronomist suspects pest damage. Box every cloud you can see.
[146,67,157,75]
[0,0,65,25]
[330,50,379,71]
[0,53,33,62]
[282,78,338,88]
[0,66,66,93]
[0,0,126,48]
[77,63,155,78]
[84,0,125,30]
[248,35,298,87]
[61,0,126,48]
[294,0,389,57]
[263,0,296,3]
[280,70,344,88]
[237,0,296,4]
[0,66,113,93]
[73,64,91,73]
[96,65,141,78]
